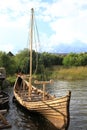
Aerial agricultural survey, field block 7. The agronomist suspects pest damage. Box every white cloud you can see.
[0,0,87,53]
[0,43,14,52]
[41,0,87,48]
[50,17,75,44]
[51,11,87,45]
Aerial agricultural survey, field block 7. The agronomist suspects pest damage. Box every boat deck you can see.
[16,89,54,102]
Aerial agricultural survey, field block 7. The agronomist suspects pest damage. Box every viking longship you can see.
[14,8,71,130]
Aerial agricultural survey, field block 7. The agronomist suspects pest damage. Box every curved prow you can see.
[43,91,71,130]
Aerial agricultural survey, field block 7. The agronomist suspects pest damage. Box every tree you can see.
[63,52,87,66]
[14,49,29,73]
[0,52,16,75]
[63,53,78,66]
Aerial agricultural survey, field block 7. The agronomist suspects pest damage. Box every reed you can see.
[7,66,87,86]
[48,66,87,80]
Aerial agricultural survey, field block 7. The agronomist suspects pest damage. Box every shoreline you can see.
[48,66,87,80]
[6,66,87,86]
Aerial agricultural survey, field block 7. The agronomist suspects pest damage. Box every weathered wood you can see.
[0,109,7,114]
[43,84,45,101]
[0,113,8,125]
[0,95,3,98]
[14,76,71,130]
[34,80,53,85]
[0,113,11,129]
[0,91,9,109]
[0,125,11,129]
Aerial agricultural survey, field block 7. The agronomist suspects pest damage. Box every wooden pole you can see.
[29,8,34,98]
[43,83,45,101]
[34,80,54,100]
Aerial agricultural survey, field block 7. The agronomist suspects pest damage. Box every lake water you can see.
[3,80,87,130]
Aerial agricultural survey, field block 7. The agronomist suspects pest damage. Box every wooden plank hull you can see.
[14,76,71,130]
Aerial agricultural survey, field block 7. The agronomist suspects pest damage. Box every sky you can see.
[0,0,87,54]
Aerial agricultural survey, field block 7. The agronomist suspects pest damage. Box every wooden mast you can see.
[29,8,34,98]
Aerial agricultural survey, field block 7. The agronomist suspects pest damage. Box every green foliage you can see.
[39,52,52,67]
[7,75,16,85]
[14,49,38,74]
[39,52,63,67]
[0,51,16,75]
[14,50,63,75]
[1,48,87,77]
[14,48,29,73]
[63,53,87,66]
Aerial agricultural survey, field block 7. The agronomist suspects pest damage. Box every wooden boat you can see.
[14,8,71,130]
[0,91,9,109]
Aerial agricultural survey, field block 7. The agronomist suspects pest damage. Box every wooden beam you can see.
[0,109,7,114]
[34,80,53,85]
[34,80,53,101]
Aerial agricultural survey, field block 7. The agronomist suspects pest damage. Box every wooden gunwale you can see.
[14,87,69,103]
[14,90,69,117]
[14,88,70,110]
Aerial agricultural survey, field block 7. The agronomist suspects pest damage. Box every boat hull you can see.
[14,76,71,130]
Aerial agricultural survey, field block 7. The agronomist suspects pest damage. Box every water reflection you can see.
[3,80,87,130]
[48,80,87,130]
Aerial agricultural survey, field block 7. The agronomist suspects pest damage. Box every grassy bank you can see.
[6,75,16,86]
[6,66,87,86]
[49,66,87,80]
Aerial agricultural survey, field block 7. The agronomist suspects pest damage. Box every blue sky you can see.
[0,0,87,54]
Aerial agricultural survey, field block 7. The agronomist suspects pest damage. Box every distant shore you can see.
[48,66,87,80]
[6,66,87,87]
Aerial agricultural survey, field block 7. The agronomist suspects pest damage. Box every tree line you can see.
[0,49,87,75]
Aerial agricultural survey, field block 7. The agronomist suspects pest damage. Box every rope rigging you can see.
[27,10,41,75]
[19,9,41,75]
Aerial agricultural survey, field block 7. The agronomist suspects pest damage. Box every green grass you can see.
[46,66,87,80]
[6,66,87,86]
[6,75,16,86]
